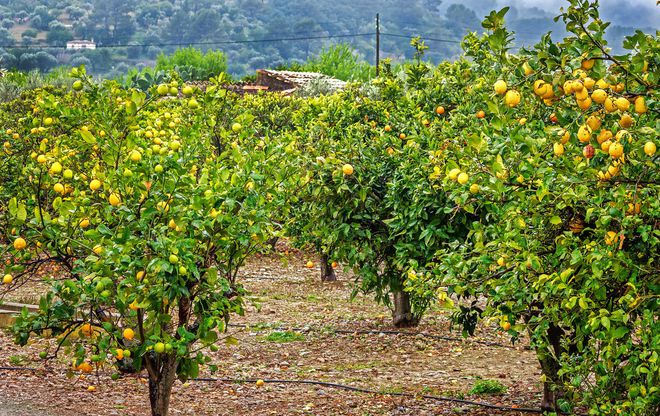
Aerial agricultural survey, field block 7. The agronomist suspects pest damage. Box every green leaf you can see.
[601,316,610,330]
[79,129,96,144]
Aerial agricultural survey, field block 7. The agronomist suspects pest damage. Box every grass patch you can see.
[379,386,405,394]
[333,361,382,371]
[469,379,508,395]
[249,321,285,331]
[265,330,305,343]
[9,354,28,366]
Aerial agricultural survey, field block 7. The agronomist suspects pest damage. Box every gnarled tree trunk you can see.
[320,253,336,281]
[392,291,418,327]
[529,322,566,411]
[148,355,179,416]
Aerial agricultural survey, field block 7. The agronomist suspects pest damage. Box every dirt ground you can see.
[0,252,543,415]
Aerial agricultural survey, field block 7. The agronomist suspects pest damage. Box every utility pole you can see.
[376,13,380,76]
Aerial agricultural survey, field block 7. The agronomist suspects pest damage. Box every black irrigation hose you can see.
[2,365,581,414]
[0,366,37,371]
[194,376,544,414]
[228,323,515,349]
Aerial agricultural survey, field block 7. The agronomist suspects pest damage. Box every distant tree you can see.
[34,50,58,71]
[0,27,14,47]
[191,9,220,40]
[136,3,173,26]
[1,18,13,29]
[444,4,480,34]
[69,55,91,68]
[0,52,17,69]
[65,6,86,20]
[30,5,53,30]
[18,52,38,71]
[29,15,42,31]
[88,0,136,44]
[21,28,38,39]
[85,48,113,72]
[146,46,162,59]
[47,24,73,45]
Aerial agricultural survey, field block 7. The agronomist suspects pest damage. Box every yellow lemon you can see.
[604,97,617,113]
[608,142,624,159]
[13,237,27,250]
[634,96,647,114]
[577,97,592,110]
[583,77,595,89]
[504,90,521,107]
[49,161,62,174]
[342,164,354,176]
[109,193,121,206]
[494,80,507,95]
[581,59,595,70]
[586,115,601,131]
[578,125,592,143]
[605,231,618,246]
[457,172,469,185]
[597,130,612,144]
[591,89,607,104]
[619,113,633,128]
[129,150,142,162]
[614,97,630,112]
[89,179,102,191]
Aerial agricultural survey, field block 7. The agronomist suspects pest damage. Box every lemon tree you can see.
[404,3,658,413]
[0,68,290,416]
[286,59,472,326]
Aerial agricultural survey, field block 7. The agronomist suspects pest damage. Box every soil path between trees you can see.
[0,252,542,415]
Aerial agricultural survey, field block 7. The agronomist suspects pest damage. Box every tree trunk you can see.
[392,291,418,328]
[148,355,178,416]
[535,323,565,411]
[266,236,279,252]
[320,253,336,281]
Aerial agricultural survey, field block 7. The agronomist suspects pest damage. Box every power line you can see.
[381,32,461,44]
[0,33,376,50]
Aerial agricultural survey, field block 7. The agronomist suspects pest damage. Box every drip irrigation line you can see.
[0,366,580,415]
[227,323,515,348]
[0,366,37,371]
[194,376,543,413]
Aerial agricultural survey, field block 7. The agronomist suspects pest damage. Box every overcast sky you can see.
[438,0,660,29]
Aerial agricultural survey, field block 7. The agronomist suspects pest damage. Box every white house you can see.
[66,40,96,50]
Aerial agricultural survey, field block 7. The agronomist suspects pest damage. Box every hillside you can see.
[0,0,657,77]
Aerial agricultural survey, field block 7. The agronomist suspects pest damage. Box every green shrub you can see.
[300,44,374,82]
[469,379,508,395]
[155,47,228,81]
